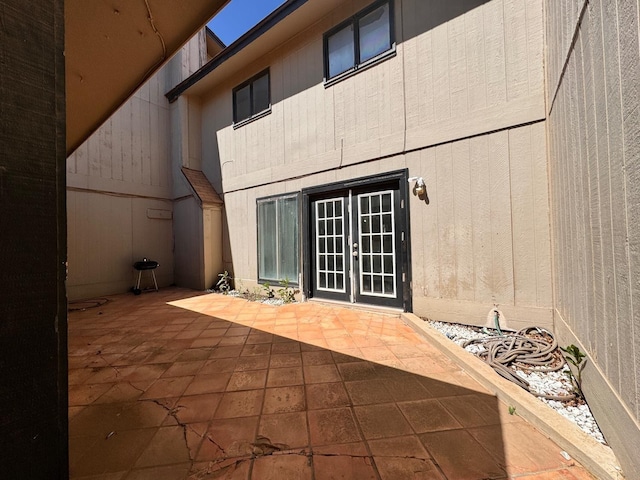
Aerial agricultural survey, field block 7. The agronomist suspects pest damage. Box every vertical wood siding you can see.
[66,35,206,299]
[546,1,640,476]
[204,0,550,327]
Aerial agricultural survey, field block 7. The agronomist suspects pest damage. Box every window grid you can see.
[358,191,396,297]
[315,198,346,293]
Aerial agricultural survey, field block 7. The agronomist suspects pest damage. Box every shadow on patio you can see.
[68,288,589,479]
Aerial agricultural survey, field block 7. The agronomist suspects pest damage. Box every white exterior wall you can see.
[198,0,550,328]
[66,31,208,300]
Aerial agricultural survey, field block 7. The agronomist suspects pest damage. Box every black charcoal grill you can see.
[132,258,159,295]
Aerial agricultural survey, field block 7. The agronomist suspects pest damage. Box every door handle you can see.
[352,243,358,257]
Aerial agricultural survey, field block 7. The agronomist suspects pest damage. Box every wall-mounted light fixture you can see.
[408,176,429,204]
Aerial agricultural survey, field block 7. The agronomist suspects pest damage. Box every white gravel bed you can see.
[427,320,606,445]
[206,289,287,306]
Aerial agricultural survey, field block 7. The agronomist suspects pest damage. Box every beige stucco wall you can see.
[197,0,551,328]
[545,1,640,476]
[66,32,207,300]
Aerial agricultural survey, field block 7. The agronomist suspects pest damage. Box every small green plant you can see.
[276,279,299,304]
[216,271,232,294]
[262,282,274,299]
[508,405,517,416]
[560,344,586,398]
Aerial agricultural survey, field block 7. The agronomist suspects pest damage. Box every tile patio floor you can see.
[68,287,594,479]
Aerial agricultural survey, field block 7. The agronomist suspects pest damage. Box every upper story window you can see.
[233,69,270,125]
[323,0,394,82]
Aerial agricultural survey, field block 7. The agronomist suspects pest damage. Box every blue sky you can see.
[208,0,287,46]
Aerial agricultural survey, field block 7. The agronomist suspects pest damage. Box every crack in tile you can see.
[143,398,206,470]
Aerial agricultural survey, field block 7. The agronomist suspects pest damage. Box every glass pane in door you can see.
[358,191,396,297]
[315,198,346,292]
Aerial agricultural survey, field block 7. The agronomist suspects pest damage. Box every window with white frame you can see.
[233,69,270,124]
[323,0,394,81]
[257,194,300,284]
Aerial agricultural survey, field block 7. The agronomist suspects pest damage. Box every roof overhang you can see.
[166,0,345,103]
[65,0,229,155]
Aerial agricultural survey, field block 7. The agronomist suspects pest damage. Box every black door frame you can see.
[302,169,412,312]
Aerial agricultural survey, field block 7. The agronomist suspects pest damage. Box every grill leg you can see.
[151,270,158,291]
[135,271,142,290]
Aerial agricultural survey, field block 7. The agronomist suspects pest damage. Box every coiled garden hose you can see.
[463,327,576,402]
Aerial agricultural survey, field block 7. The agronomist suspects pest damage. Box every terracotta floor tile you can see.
[161,361,205,378]
[70,428,157,477]
[269,353,303,368]
[337,362,378,382]
[252,454,313,480]
[173,329,203,340]
[214,390,264,418]
[227,327,252,336]
[124,463,191,480]
[325,337,358,350]
[301,351,334,365]
[397,399,462,433]
[262,386,306,414]
[141,376,194,399]
[175,349,212,362]
[217,336,248,346]
[415,371,488,398]
[382,375,433,402]
[93,383,144,404]
[419,429,507,480]
[367,435,430,458]
[375,457,445,480]
[311,441,369,457]
[306,382,350,409]
[68,289,596,480]
[245,332,273,344]
[240,343,271,357]
[303,364,341,384]
[313,454,378,480]
[190,337,222,349]
[266,367,304,387]
[226,370,268,391]
[69,368,95,385]
[196,416,259,461]
[199,358,238,375]
[353,404,413,439]
[343,379,393,406]
[258,412,309,449]
[210,345,244,358]
[84,366,136,385]
[199,328,228,338]
[123,364,170,382]
[69,402,168,438]
[69,383,113,406]
[386,344,426,359]
[234,355,270,372]
[308,407,361,446]
[359,346,398,362]
[173,393,222,423]
[134,426,191,468]
[439,393,502,427]
[183,373,232,396]
[190,458,251,479]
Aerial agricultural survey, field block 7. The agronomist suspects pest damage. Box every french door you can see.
[306,174,408,309]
